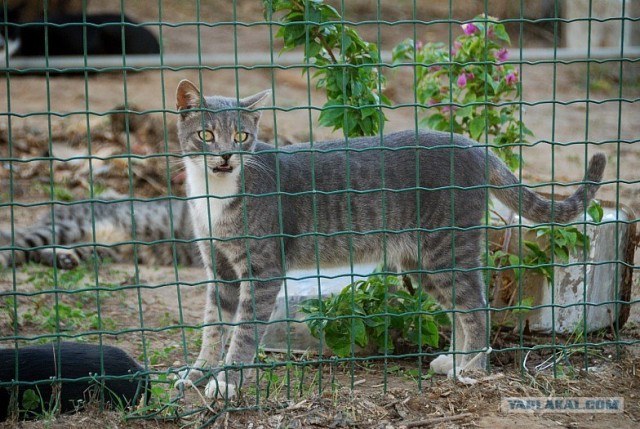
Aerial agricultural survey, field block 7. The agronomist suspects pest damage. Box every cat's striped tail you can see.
[489,153,606,223]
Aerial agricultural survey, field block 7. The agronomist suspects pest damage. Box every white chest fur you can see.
[184,159,240,236]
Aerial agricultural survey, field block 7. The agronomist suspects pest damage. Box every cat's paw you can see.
[175,367,206,390]
[56,250,80,270]
[204,378,237,399]
[430,354,454,375]
[447,367,484,386]
[32,249,79,269]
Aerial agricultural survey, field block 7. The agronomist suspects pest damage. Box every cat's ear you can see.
[240,89,272,111]
[176,79,201,114]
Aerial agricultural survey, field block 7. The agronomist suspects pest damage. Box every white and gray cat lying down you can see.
[0,197,197,269]
[0,79,605,399]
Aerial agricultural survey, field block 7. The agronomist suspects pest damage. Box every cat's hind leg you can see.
[427,269,489,382]
[401,262,464,376]
[415,230,490,382]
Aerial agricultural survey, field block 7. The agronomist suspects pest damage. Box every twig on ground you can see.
[401,412,474,428]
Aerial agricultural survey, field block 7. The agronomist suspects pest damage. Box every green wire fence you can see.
[0,0,638,425]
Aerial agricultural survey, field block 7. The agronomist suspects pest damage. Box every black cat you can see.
[1,12,160,56]
[0,342,150,421]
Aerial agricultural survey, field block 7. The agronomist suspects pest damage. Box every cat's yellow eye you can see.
[197,130,215,142]
[233,131,249,143]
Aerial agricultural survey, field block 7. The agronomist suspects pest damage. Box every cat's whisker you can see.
[168,156,186,173]
[244,157,277,187]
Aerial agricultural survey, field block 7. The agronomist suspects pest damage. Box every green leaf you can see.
[318,101,345,128]
[587,201,604,222]
[553,246,569,263]
[306,41,323,57]
[22,389,40,411]
[524,241,548,260]
[391,38,414,63]
[341,34,353,52]
[352,318,367,348]
[469,115,486,140]
[512,296,534,314]
[493,24,511,44]
[360,106,377,119]
[325,321,352,357]
[553,233,568,247]
[420,319,440,347]
[521,125,535,137]
[425,113,446,130]
[463,91,477,104]
[454,105,473,119]
[326,333,351,358]
[507,253,521,268]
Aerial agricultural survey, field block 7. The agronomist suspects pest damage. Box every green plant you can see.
[488,222,592,334]
[392,15,528,171]
[21,389,41,414]
[25,263,90,292]
[392,16,605,318]
[256,365,288,399]
[587,200,604,223]
[0,296,18,327]
[300,272,449,358]
[17,265,120,333]
[386,363,435,383]
[33,182,75,202]
[145,344,178,366]
[265,0,390,136]
[130,373,178,418]
[490,225,590,284]
[18,385,61,420]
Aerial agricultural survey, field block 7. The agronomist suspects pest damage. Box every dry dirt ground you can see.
[1,1,639,428]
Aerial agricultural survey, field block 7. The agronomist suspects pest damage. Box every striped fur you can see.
[0,199,198,269]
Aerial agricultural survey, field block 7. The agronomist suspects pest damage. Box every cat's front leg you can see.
[178,280,238,386]
[204,274,281,399]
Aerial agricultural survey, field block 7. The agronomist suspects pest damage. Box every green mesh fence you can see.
[0,0,638,426]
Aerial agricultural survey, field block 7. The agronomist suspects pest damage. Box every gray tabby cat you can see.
[174,79,606,398]
[0,199,197,269]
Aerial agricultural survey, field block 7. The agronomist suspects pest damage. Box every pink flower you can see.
[428,98,438,106]
[451,40,462,56]
[487,26,495,39]
[415,40,424,50]
[461,23,478,35]
[505,72,517,85]
[497,48,509,63]
[441,104,457,113]
[457,73,467,88]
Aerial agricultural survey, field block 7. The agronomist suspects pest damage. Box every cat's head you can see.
[175,79,271,176]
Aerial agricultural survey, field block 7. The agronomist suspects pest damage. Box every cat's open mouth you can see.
[211,164,233,173]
